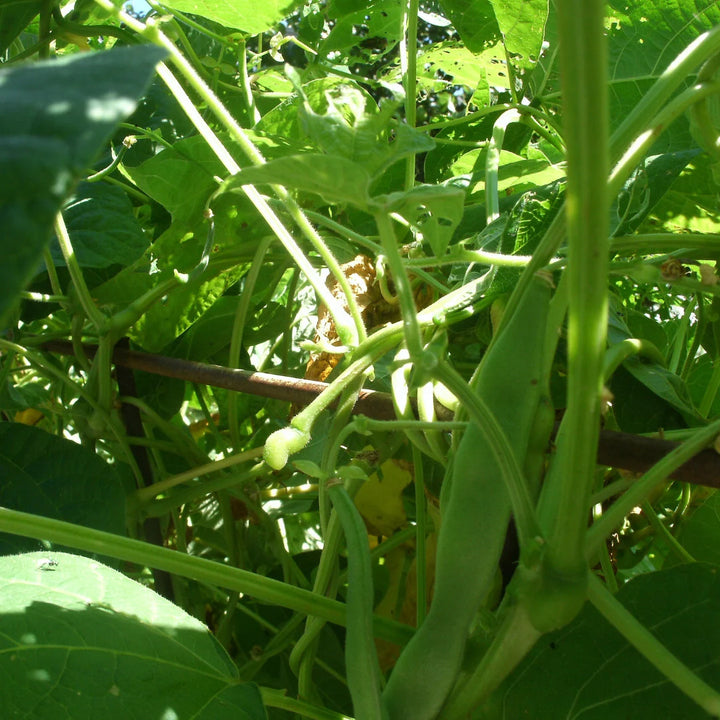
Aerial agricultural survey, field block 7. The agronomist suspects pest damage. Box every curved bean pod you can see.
[382,272,553,720]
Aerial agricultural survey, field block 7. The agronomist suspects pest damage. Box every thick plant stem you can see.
[587,573,720,717]
[539,0,609,576]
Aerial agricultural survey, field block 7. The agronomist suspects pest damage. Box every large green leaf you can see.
[93,221,249,352]
[95,134,272,350]
[0,551,267,720]
[608,301,702,427]
[483,563,720,719]
[321,0,404,59]
[161,0,302,34]
[0,0,41,54]
[606,0,720,149]
[612,150,700,236]
[380,183,466,257]
[49,181,149,272]
[218,154,372,208]
[448,147,565,205]
[437,0,500,54]
[158,0,302,35]
[0,45,166,326]
[676,492,720,566]
[123,134,229,226]
[414,41,507,103]
[489,0,548,72]
[638,153,720,234]
[0,424,125,555]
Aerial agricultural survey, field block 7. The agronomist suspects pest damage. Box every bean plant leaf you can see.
[489,180,565,296]
[612,150,701,236]
[0,45,166,327]
[608,301,702,425]
[379,183,465,257]
[448,148,565,206]
[48,181,149,272]
[0,551,267,720]
[123,134,231,227]
[0,424,125,555]
[483,563,720,719]
[95,135,270,351]
[294,82,435,176]
[161,0,303,35]
[606,0,720,149]
[488,0,548,72]
[218,154,372,208]
[637,153,720,234]
[437,0,500,53]
[321,0,404,60]
[676,492,720,566]
[414,41,506,104]
[92,222,249,352]
[0,0,41,54]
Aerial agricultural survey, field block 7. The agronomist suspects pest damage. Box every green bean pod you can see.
[382,272,552,720]
[328,481,388,720]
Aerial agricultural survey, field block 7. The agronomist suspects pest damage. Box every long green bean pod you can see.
[327,481,388,720]
[382,272,552,720]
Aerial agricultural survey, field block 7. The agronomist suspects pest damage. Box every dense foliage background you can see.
[4,0,720,718]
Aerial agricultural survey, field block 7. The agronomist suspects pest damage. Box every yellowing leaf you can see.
[14,408,43,426]
[354,457,413,536]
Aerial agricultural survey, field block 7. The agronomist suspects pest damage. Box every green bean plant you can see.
[3,0,720,717]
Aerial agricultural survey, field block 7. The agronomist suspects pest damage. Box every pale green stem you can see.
[612,233,720,254]
[0,507,413,646]
[405,248,539,268]
[486,109,521,223]
[640,500,695,564]
[134,448,265,504]
[228,238,273,449]
[603,338,665,382]
[53,213,105,329]
[42,246,63,298]
[609,81,720,199]
[374,212,424,361]
[401,0,419,190]
[417,102,564,144]
[668,297,694,375]
[20,291,67,303]
[412,443,427,626]
[541,0,609,576]
[105,276,180,336]
[587,573,720,717]
[237,38,260,124]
